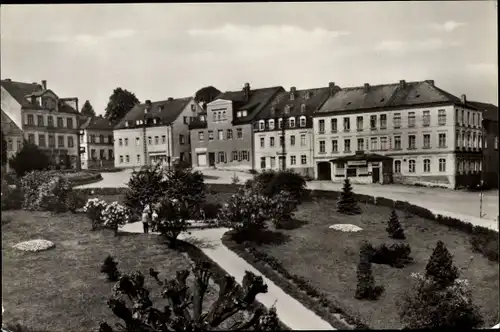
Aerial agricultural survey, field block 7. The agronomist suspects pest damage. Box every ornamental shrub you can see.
[268,190,299,229]
[101,255,120,281]
[83,198,108,230]
[35,175,72,212]
[371,243,413,268]
[386,209,406,239]
[425,240,459,288]
[354,252,384,300]
[20,171,54,210]
[8,141,52,177]
[1,178,23,210]
[155,197,190,248]
[246,170,307,203]
[337,178,361,215]
[124,164,166,216]
[162,167,206,219]
[101,201,129,236]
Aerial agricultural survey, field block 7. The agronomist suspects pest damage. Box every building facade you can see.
[79,115,115,169]
[313,80,483,189]
[1,79,81,169]
[252,84,336,176]
[189,83,283,170]
[113,97,203,169]
[1,109,24,172]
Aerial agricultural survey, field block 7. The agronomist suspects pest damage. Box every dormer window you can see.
[125,121,129,127]
[299,116,307,127]
[191,104,196,112]
[268,119,275,130]
[278,118,283,129]
[153,118,157,124]
[136,120,141,126]
[270,107,276,117]
[289,117,296,128]
[301,104,306,113]
[259,120,265,131]
[242,110,248,117]
[284,105,290,115]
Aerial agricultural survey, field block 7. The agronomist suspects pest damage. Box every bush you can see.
[425,240,459,288]
[230,172,240,185]
[155,197,190,247]
[162,167,206,219]
[355,252,384,300]
[8,141,52,177]
[83,198,109,230]
[100,255,120,281]
[65,190,88,213]
[124,164,166,216]
[20,171,54,210]
[1,179,23,210]
[374,196,395,208]
[337,178,361,215]
[101,201,129,236]
[246,169,307,203]
[470,226,499,262]
[371,243,413,268]
[267,190,299,229]
[201,202,222,220]
[36,176,72,212]
[386,209,406,239]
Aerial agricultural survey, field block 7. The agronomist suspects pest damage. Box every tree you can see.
[1,129,7,166]
[268,190,298,229]
[355,242,384,300]
[125,164,166,218]
[104,87,140,124]
[194,86,221,110]
[9,142,51,177]
[425,240,459,288]
[386,209,406,239]
[246,170,308,204]
[80,100,96,117]
[337,178,361,215]
[155,197,190,248]
[97,261,281,331]
[162,167,206,219]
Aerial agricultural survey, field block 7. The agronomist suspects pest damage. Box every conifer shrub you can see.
[337,178,361,215]
[101,255,120,281]
[386,209,406,239]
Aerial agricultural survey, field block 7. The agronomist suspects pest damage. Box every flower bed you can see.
[13,239,55,252]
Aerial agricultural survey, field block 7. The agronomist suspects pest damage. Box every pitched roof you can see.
[0,79,78,114]
[254,86,333,120]
[114,97,193,130]
[466,101,498,122]
[80,115,114,131]
[317,80,472,114]
[213,86,284,124]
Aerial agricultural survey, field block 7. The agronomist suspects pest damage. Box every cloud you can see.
[374,38,462,55]
[466,63,496,75]
[428,20,466,32]
[105,28,136,39]
[44,28,136,47]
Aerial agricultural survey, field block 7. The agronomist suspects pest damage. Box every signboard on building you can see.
[347,160,367,166]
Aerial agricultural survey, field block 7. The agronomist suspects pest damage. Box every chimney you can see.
[31,96,37,105]
[399,80,406,89]
[305,91,311,100]
[41,80,47,90]
[461,94,467,104]
[425,80,435,86]
[4,78,11,82]
[290,87,296,100]
[167,97,174,101]
[329,82,336,96]
[145,100,152,113]
[243,82,250,101]
[364,83,370,93]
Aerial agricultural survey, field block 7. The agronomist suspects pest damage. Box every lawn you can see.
[1,207,239,331]
[242,197,500,329]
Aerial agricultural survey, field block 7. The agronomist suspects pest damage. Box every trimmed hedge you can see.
[68,173,103,187]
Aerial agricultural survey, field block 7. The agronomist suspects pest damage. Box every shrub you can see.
[83,198,109,230]
[162,167,206,218]
[386,209,406,239]
[470,226,499,262]
[124,164,166,216]
[337,178,361,215]
[267,190,299,229]
[425,240,459,288]
[398,272,483,329]
[1,179,23,210]
[20,171,54,210]
[371,243,413,268]
[36,175,72,212]
[155,197,190,247]
[246,169,307,203]
[230,172,240,185]
[354,253,384,300]
[201,202,222,220]
[101,255,120,281]
[101,201,129,236]
[65,190,88,213]
[8,141,52,177]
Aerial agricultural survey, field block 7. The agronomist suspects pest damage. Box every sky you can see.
[1,2,497,114]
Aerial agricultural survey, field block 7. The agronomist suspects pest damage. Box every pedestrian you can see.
[151,207,158,232]
[142,204,151,234]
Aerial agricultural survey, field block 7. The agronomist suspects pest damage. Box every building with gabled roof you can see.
[189,83,284,170]
[113,96,203,169]
[78,115,115,169]
[1,78,81,169]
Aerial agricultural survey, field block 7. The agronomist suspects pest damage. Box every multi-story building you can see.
[113,97,203,169]
[468,101,498,188]
[313,80,484,189]
[1,109,24,172]
[189,83,283,170]
[252,84,337,176]
[1,79,81,169]
[78,115,115,169]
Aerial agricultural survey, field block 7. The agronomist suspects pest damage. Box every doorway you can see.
[317,162,332,180]
[208,152,215,167]
[372,167,380,183]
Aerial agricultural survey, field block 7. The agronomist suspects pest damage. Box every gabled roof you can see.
[317,80,473,114]
[254,86,333,120]
[212,86,285,124]
[80,115,114,131]
[114,97,193,130]
[1,108,23,135]
[467,101,498,122]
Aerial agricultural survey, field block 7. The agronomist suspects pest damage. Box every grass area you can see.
[1,207,242,331]
[231,197,500,329]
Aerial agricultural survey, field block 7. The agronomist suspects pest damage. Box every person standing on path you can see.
[142,204,151,233]
[151,202,160,232]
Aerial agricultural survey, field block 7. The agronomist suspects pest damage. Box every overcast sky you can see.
[1,2,497,114]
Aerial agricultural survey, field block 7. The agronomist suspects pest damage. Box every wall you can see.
[1,110,24,171]
[170,99,203,164]
[482,119,498,188]
[0,86,23,130]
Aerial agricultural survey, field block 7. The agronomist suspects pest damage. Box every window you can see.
[126,155,130,163]
[136,137,140,146]
[27,114,34,125]
[423,159,431,172]
[495,136,498,150]
[319,119,325,133]
[301,155,307,165]
[300,134,306,146]
[89,134,95,143]
[137,154,141,163]
[423,134,430,148]
[319,140,326,153]
[57,135,64,147]
[67,136,74,148]
[67,118,74,129]
[268,119,275,130]
[290,155,296,165]
[222,111,227,120]
[438,109,446,126]
[289,117,296,128]
[180,134,186,144]
[57,117,64,128]
[332,139,338,152]
[438,133,446,148]
[331,118,337,132]
[119,138,123,146]
[356,116,363,131]
[380,114,387,129]
[198,132,204,141]
[299,116,306,127]
[423,110,430,126]
[461,110,465,124]
[370,137,378,150]
[370,115,377,130]
[278,118,283,129]
[107,135,113,143]
[7,139,12,150]
[408,112,416,127]
[28,134,35,144]
[408,160,416,173]
[148,136,152,145]
[270,157,276,168]
[344,139,351,152]
[393,113,401,128]
[357,138,364,151]
[290,135,295,146]
[279,135,284,147]
[183,116,188,125]
[466,112,470,126]
[162,135,166,143]
[48,135,55,148]
[208,131,214,141]
[472,132,477,148]
[124,138,128,146]
[155,136,159,145]
[216,112,221,122]
[232,151,238,161]
[217,152,226,163]
[109,150,114,159]
[343,117,350,131]
[408,135,416,149]
[394,136,401,150]
[47,116,54,127]
[259,120,265,131]
[217,130,223,141]
[119,155,123,164]
[380,137,387,150]
[38,134,46,147]
[270,137,275,147]
[260,157,266,169]
[260,137,265,148]
[37,115,44,127]
[394,160,401,174]
[439,158,446,172]
[236,128,243,138]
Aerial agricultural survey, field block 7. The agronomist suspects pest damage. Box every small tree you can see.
[101,202,129,236]
[268,190,298,229]
[124,164,165,218]
[425,240,459,288]
[386,209,406,239]
[9,141,51,177]
[246,170,307,203]
[98,262,281,331]
[337,178,361,215]
[155,197,190,248]
[355,244,384,300]
[80,100,96,117]
[162,167,206,218]
[83,198,108,230]
[230,172,240,185]
[104,87,140,124]
[101,255,120,281]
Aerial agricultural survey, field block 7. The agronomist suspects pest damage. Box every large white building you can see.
[78,115,115,169]
[313,80,483,189]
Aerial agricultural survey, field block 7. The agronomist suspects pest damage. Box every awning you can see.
[330,152,392,163]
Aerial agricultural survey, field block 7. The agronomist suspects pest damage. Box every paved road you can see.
[76,168,499,231]
[121,222,336,330]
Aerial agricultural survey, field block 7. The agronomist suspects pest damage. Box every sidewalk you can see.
[120,222,335,330]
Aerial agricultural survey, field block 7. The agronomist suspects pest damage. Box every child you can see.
[151,206,159,232]
[142,204,151,233]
